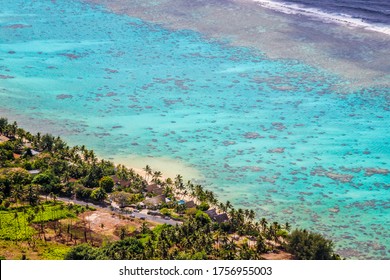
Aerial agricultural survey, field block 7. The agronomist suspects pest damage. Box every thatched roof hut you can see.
[146,184,164,195]
[205,209,229,223]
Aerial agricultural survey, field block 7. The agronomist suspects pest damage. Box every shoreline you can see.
[250,0,390,36]
[114,159,203,206]
[112,154,203,183]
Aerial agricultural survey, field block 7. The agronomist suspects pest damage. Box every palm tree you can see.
[141,222,149,234]
[225,200,232,210]
[62,171,70,184]
[239,242,256,260]
[213,229,222,249]
[145,237,154,258]
[260,218,268,232]
[11,184,24,204]
[174,174,184,191]
[244,209,250,221]
[256,235,267,254]
[0,117,8,135]
[152,171,162,184]
[285,222,291,232]
[143,165,152,182]
[163,185,173,197]
[16,128,26,143]
[14,212,20,229]
[186,180,194,194]
[249,210,255,221]
[219,202,227,212]
[26,184,39,206]
[7,121,18,138]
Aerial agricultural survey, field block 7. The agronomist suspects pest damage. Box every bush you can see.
[287,229,340,260]
[197,202,210,211]
[75,186,92,200]
[64,243,98,260]
[90,187,107,202]
[185,208,197,216]
[195,210,211,225]
[99,176,114,193]
[160,208,171,217]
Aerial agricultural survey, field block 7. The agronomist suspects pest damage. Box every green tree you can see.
[195,211,211,225]
[91,187,107,202]
[25,184,40,206]
[64,244,99,260]
[152,171,162,184]
[32,171,58,200]
[8,168,31,186]
[100,237,144,260]
[143,165,152,181]
[40,133,55,152]
[197,202,210,211]
[287,229,339,260]
[0,117,8,135]
[99,176,114,193]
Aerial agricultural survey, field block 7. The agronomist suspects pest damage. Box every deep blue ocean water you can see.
[0,0,389,259]
[278,0,390,25]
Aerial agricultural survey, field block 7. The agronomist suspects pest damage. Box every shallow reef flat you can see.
[0,0,389,259]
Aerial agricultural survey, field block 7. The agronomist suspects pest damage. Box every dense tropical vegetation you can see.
[0,117,341,260]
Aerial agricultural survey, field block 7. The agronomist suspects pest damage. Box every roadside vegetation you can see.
[0,117,341,260]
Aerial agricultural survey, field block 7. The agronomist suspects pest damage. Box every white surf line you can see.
[249,0,390,36]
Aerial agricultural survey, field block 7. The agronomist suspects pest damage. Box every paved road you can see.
[54,196,182,226]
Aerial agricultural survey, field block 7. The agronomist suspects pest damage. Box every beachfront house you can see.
[146,183,164,195]
[185,200,196,209]
[110,175,132,188]
[214,213,229,224]
[204,208,229,224]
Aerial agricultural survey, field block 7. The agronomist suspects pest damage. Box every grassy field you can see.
[0,239,71,260]
[0,202,87,241]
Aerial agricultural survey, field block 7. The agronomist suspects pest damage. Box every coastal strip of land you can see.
[0,117,340,260]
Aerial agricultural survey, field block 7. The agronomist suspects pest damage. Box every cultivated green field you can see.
[0,202,85,241]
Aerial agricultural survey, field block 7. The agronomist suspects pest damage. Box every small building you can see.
[215,213,229,223]
[28,169,41,175]
[0,135,10,143]
[110,175,132,188]
[204,208,229,224]
[185,200,196,208]
[146,183,164,195]
[204,209,218,220]
[31,149,40,156]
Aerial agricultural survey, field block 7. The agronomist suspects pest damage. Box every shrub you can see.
[197,202,210,211]
[99,176,114,193]
[287,229,340,260]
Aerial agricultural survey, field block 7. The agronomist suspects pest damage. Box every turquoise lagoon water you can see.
[0,0,389,259]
